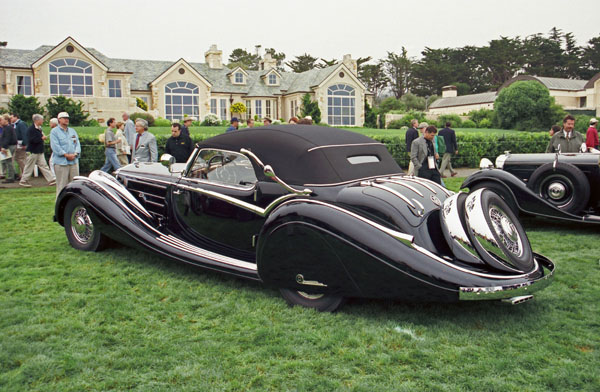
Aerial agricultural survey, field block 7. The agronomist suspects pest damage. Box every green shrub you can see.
[495,81,554,131]
[468,109,496,127]
[437,114,463,128]
[387,120,405,129]
[377,97,406,113]
[45,96,89,126]
[136,97,148,111]
[130,112,155,127]
[399,93,426,111]
[154,117,171,127]
[478,118,492,128]
[461,119,476,128]
[364,101,377,128]
[85,118,100,126]
[574,115,593,134]
[8,94,44,124]
[300,93,321,124]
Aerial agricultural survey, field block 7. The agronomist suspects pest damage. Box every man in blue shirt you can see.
[226,117,239,132]
[50,112,81,198]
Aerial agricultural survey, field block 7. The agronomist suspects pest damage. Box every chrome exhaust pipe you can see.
[502,295,533,305]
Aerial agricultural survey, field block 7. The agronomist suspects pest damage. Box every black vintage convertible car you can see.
[464,151,600,224]
[55,125,554,311]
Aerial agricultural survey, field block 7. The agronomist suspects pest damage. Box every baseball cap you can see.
[590,118,598,124]
[418,122,428,129]
[231,117,239,123]
[57,112,69,119]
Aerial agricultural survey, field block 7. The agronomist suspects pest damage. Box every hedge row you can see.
[43,133,550,174]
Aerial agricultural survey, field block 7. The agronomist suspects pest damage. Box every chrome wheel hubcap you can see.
[548,182,566,200]
[71,206,94,244]
[489,205,522,257]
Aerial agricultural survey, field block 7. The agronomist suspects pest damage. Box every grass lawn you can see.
[1,183,598,391]
[60,125,527,138]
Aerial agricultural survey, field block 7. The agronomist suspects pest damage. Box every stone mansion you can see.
[0,37,371,126]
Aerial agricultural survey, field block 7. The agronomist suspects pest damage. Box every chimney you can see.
[205,44,223,69]
[442,85,457,98]
[342,54,358,76]
[259,53,278,71]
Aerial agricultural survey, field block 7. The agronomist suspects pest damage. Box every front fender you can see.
[462,169,583,221]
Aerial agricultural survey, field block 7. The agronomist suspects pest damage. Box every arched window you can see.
[164,81,199,121]
[49,58,93,96]
[327,84,355,125]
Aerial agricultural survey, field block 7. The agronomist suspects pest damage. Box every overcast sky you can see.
[5,0,599,65]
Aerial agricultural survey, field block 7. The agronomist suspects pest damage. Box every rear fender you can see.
[462,169,582,220]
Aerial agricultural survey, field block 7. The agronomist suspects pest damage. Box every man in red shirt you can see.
[586,118,598,151]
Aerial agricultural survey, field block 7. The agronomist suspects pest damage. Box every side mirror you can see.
[160,154,175,171]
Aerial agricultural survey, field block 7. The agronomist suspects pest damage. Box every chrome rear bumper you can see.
[459,254,555,301]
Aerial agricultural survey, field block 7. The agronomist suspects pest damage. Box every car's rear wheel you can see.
[527,162,590,215]
[64,197,106,252]
[279,288,344,312]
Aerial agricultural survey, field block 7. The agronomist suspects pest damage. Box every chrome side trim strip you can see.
[306,142,384,152]
[412,243,539,279]
[277,199,414,245]
[174,182,301,217]
[401,175,453,196]
[73,174,256,272]
[391,176,437,194]
[376,178,424,197]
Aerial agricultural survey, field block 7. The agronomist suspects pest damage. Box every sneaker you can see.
[451,172,458,177]
[441,175,448,178]
[48,179,56,186]
[19,181,32,187]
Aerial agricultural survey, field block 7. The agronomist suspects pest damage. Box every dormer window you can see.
[268,74,277,85]
[235,72,244,84]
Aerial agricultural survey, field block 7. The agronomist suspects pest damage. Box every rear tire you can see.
[279,288,344,312]
[527,162,590,215]
[64,197,106,252]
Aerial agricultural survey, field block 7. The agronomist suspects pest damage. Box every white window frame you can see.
[108,79,122,98]
[255,100,262,118]
[268,74,277,85]
[49,58,94,97]
[164,81,200,121]
[219,98,228,120]
[266,100,271,118]
[245,99,252,118]
[16,75,32,96]
[327,84,356,126]
[235,72,244,84]
[210,98,217,114]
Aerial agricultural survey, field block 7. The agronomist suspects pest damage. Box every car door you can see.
[171,149,265,261]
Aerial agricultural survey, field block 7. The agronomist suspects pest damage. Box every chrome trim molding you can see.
[459,256,554,300]
[390,176,437,194]
[303,173,404,187]
[361,180,425,217]
[278,199,414,245]
[375,178,424,197]
[306,142,383,152]
[401,175,453,196]
[411,243,540,279]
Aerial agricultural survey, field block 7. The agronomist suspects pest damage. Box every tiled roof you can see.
[429,92,497,109]
[0,44,340,96]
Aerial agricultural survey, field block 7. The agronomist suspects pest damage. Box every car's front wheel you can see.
[64,197,106,251]
[527,162,590,214]
[279,288,344,312]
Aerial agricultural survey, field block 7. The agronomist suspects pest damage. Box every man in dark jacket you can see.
[438,122,458,178]
[19,114,55,187]
[0,114,17,182]
[165,123,194,163]
[410,125,441,184]
[405,119,419,175]
[11,113,29,177]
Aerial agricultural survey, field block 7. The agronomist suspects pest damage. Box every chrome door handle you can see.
[173,189,182,195]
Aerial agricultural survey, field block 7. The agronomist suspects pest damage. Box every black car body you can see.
[463,152,600,224]
[55,125,554,311]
